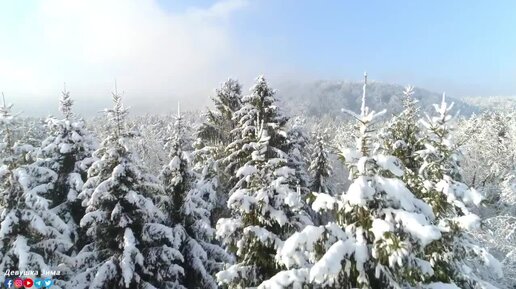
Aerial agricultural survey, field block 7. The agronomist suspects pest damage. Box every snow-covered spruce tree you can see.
[198,78,243,148]
[223,76,291,185]
[377,86,450,229]
[416,93,476,216]
[216,76,312,288]
[306,130,334,226]
[36,89,97,251]
[0,95,18,166]
[190,138,223,227]
[75,91,184,289]
[379,86,424,176]
[189,139,235,284]
[0,95,34,166]
[286,117,312,199]
[192,137,230,229]
[160,109,192,226]
[160,109,231,289]
[377,87,503,287]
[378,87,456,285]
[285,117,318,226]
[0,97,73,284]
[308,131,333,195]
[414,94,503,288]
[196,79,244,229]
[260,73,458,289]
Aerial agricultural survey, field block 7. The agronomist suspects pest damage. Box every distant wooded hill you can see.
[276,80,479,118]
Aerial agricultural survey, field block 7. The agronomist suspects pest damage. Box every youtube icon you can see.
[23,278,34,288]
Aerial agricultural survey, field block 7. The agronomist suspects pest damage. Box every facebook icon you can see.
[4,279,13,288]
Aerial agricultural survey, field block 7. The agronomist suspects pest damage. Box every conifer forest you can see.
[1,73,514,289]
[1,1,515,289]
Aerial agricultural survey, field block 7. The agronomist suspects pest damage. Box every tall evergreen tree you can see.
[308,132,333,195]
[216,76,312,288]
[75,91,184,289]
[0,95,33,165]
[198,79,243,147]
[160,109,191,225]
[380,86,422,172]
[286,117,312,198]
[0,95,17,166]
[36,88,97,251]
[379,87,503,288]
[196,79,244,224]
[0,98,73,284]
[378,86,443,216]
[415,94,502,288]
[160,110,231,289]
[223,76,290,180]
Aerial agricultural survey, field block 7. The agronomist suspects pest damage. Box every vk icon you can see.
[4,279,13,288]
[43,278,53,287]
[34,278,43,288]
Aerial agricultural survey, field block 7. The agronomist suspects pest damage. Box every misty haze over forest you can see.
[2,0,516,116]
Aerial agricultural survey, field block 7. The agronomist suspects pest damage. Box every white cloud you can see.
[0,0,257,115]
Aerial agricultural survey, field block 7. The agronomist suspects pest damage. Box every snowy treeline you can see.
[0,75,514,289]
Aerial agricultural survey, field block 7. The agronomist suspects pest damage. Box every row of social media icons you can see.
[4,278,53,288]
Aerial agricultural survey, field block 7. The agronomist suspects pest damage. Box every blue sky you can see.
[0,0,514,114]
[217,0,516,95]
[162,0,516,95]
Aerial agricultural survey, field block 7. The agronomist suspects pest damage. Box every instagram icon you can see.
[13,278,23,288]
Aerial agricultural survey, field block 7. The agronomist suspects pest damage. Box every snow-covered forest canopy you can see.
[1,74,515,289]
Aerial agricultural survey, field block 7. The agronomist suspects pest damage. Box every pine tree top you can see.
[104,88,129,139]
[0,94,14,120]
[212,78,242,114]
[59,88,74,120]
[341,73,386,157]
